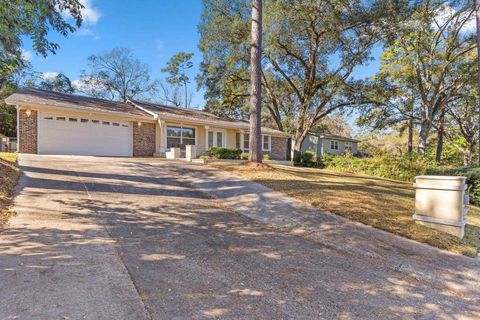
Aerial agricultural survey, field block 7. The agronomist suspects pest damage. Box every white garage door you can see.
[38,112,133,156]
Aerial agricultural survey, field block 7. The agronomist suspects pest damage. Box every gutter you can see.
[127,100,159,120]
[7,100,156,121]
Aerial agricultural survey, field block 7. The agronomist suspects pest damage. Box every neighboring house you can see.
[301,132,359,158]
[5,88,290,160]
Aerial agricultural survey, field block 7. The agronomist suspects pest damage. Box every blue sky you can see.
[22,0,382,111]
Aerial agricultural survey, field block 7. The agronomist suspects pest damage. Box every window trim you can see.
[345,141,352,152]
[330,140,339,150]
[166,124,198,147]
[261,135,271,151]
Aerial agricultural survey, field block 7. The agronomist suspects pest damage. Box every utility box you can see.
[412,176,469,238]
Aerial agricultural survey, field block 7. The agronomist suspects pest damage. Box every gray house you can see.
[301,132,359,158]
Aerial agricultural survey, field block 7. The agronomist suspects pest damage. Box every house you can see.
[5,88,290,160]
[301,132,359,158]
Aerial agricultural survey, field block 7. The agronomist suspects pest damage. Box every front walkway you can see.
[0,155,479,319]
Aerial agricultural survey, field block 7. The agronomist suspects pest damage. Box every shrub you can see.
[300,150,315,166]
[426,167,480,205]
[263,153,271,160]
[240,152,249,160]
[206,147,242,159]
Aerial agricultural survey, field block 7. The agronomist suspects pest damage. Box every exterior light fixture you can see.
[137,122,142,127]
[25,109,31,117]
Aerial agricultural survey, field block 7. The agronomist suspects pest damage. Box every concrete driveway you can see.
[1,155,479,319]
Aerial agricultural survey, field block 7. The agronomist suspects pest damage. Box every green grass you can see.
[212,162,480,257]
[0,152,17,165]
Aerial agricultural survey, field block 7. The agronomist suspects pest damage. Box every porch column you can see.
[205,126,210,152]
[159,120,167,152]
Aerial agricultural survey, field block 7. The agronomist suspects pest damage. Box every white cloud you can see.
[72,76,106,91]
[21,50,32,61]
[433,4,476,34]
[62,0,101,25]
[74,27,100,39]
[41,72,59,80]
[80,0,101,25]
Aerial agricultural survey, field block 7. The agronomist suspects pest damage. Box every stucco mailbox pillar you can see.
[185,145,196,162]
[412,176,469,238]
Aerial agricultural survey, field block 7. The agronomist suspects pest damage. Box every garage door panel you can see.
[38,113,132,156]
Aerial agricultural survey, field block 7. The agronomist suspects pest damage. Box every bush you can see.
[263,153,271,160]
[240,152,249,160]
[300,150,315,166]
[426,167,480,205]
[320,152,480,205]
[206,147,242,159]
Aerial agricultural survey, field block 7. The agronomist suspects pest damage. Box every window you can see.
[208,131,214,148]
[102,121,110,125]
[235,132,241,149]
[56,117,65,121]
[92,120,100,124]
[262,135,271,151]
[243,133,249,152]
[167,125,196,148]
[345,141,352,152]
[112,122,120,127]
[44,117,53,120]
[330,140,339,150]
[69,118,78,122]
[80,118,89,123]
[122,124,128,127]
[216,132,223,147]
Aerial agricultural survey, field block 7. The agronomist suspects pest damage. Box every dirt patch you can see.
[0,155,20,225]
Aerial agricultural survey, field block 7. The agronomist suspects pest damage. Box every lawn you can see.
[210,162,480,257]
[0,152,19,225]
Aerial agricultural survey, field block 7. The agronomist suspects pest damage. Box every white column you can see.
[159,120,166,152]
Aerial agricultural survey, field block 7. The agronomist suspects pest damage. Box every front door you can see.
[208,130,224,148]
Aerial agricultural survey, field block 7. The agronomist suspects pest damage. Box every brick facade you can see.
[262,136,288,160]
[133,122,156,157]
[18,109,38,154]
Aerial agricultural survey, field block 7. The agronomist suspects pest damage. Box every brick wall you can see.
[18,109,38,154]
[133,122,156,157]
[262,136,288,160]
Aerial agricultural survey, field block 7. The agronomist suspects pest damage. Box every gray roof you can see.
[6,88,288,136]
[309,132,360,143]
[5,88,149,118]
[132,100,287,136]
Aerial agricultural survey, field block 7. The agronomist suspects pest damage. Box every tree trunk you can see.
[476,0,480,166]
[407,117,413,153]
[184,80,188,108]
[435,110,445,163]
[292,129,309,163]
[248,0,262,163]
[465,141,474,166]
[418,119,430,154]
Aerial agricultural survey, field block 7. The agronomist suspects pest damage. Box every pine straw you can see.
[0,153,19,226]
[210,162,480,257]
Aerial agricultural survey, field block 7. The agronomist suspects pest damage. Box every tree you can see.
[157,81,183,107]
[476,0,480,165]
[198,0,403,161]
[0,61,36,137]
[248,0,262,163]
[77,48,158,102]
[0,0,83,79]
[377,1,476,155]
[161,52,194,108]
[36,73,74,94]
